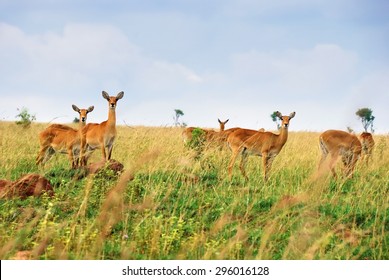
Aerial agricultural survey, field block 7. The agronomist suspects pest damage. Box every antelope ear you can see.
[116,91,124,100]
[289,112,296,119]
[72,104,80,113]
[87,106,94,113]
[102,91,110,100]
[225,119,229,123]
[276,111,283,120]
[218,118,221,124]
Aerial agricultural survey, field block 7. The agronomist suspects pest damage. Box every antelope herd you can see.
[37,91,123,169]
[182,112,375,181]
[36,93,375,181]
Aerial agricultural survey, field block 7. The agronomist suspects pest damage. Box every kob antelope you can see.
[36,105,94,168]
[182,118,230,144]
[359,132,374,165]
[318,130,362,178]
[227,111,295,181]
[80,91,124,166]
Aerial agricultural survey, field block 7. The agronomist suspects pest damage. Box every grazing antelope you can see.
[227,111,295,181]
[359,132,374,165]
[80,91,124,166]
[318,130,362,178]
[36,105,94,168]
[182,118,230,144]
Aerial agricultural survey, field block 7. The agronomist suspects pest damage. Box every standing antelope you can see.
[36,105,94,168]
[359,132,374,165]
[318,130,362,178]
[227,111,295,181]
[80,91,124,166]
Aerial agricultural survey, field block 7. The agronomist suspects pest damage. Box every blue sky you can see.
[0,0,388,132]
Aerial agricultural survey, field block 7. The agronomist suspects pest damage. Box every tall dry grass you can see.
[0,121,388,260]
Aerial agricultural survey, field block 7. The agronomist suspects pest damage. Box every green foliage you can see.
[356,108,375,132]
[185,128,206,157]
[44,167,86,188]
[15,107,36,128]
[7,158,38,180]
[174,109,184,116]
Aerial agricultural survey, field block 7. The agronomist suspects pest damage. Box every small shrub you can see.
[15,107,36,128]
[186,128,206,157]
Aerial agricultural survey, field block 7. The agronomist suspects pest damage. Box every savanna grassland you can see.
[0,121,388,260]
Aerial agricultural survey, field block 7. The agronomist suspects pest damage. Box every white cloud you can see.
[137,60,203,93]
[169,44,381,132]
[0,23,139,89]
[0,22,204,88]
[0,22,204,122]
[0,4,388,134]
[230,44,358,99]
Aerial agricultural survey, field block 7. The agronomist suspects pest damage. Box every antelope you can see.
[182,118,230,144]
[359,132,374,165]
[80,91,124,166]
[227,111,295,181]
[36,105,94,168]
[318,130,362,178]
[219,127,264,143]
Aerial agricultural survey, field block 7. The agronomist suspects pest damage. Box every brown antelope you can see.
[36,105,94,168]
[80,91,124,166]
[182,118,230,144]
[318,130,362,178]
[359,132,374,165]
[217,127,264,144]
[227,111,295,181]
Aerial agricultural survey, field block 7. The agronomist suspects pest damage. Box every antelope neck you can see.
[107,107,117,127]
[79,120,87,131]
[276,126,289,146]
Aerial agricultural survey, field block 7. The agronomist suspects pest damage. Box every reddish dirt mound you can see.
[0,174,54,199]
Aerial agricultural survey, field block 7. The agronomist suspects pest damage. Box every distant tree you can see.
[270,111,281,130]
[73,117,80,123]
[15,107,36,128]
[173,109,186,127]
[356,108,375,132]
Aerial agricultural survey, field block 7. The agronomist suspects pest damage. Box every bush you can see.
[15,107,36,128]
[185,128,206,157]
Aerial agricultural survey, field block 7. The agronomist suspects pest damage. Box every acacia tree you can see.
[270,111,281,130]
[173,109,186,127]
[356,108,375,132]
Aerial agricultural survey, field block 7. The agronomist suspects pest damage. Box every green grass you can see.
[0,122,388,260]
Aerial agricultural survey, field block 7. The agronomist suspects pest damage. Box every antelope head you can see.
[276,111,296,129]
[102,91,124,110]
[72,105,94,123]
[218,118,229,131]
